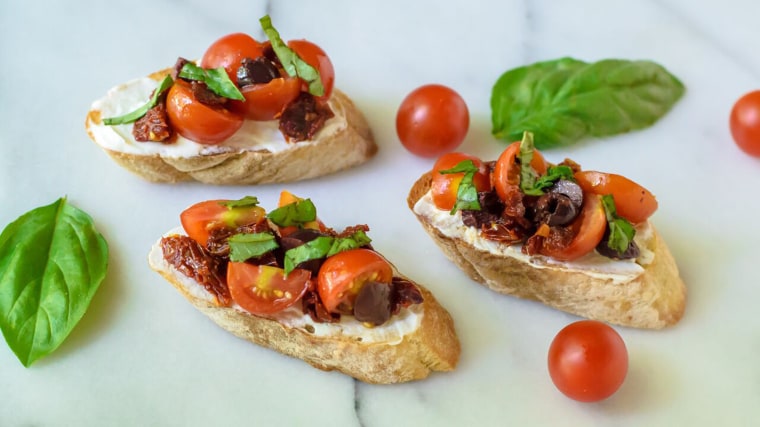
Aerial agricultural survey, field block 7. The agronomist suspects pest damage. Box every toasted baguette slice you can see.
[408,171,686,329]
[148,232,460,384]
[85,68,377,184]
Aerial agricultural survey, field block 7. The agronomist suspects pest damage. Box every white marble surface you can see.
[1,0,759,425]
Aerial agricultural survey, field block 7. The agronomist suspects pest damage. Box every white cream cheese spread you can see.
[89,76,347,158]
[413,190,655,284]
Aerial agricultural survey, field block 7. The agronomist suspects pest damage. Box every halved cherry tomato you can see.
[288,39,335,101]
[180,200,266,246]
[229,77,301,121]
[574,171,658,224]
[548,320,628,402]
[431,152,491,211]
[227,263,310,315]
[199,33,265,83]
[493,141,548,203]
[539,194,606,261]
[396,84,470,158]
[317,249,393,314]
[166,81,244,144]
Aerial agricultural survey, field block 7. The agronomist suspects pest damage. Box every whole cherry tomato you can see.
[574,171,657,224]
[166,81,244,144]
[729,90,760,157]
[200,33,264,83]
[548,320,628,402]
[227,263,310,315]
[431,152,491,211]
[317,249,393,314]
[396,84,470,157]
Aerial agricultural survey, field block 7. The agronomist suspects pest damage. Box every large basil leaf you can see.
[0,198,109,367]
[491,57,685,149]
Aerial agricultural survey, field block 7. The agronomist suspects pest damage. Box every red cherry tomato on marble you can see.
[548,320,628,402]
[166,81,244,144]
[729,90,760,157]
[396,84,470,157]
[200,33,265,83]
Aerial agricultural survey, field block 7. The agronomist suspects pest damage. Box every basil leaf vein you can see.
[0,198,109,367]
[102,75,173,125]
[259,14,325,97]
[491,57,685,149]
[179,63,245,101]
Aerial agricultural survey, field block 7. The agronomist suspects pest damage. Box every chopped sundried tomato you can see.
[161,235,231,306]
[278,92,334,142]
[390,277,424,315]
[133,103,172,143]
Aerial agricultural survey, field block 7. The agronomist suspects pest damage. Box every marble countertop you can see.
[1,0,759,425]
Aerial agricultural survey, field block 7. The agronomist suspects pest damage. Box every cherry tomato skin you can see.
[574,171,658,224]
[396,84,470,158]
[493,141,548,203]
[227,263,310,315]
[288,39,335,101]
[729,90,760,157]
[317,249,393,314]
[431,152,492,211]
[166,82,244,144]
[229,77,301,121]
[548,320,628,402]
[200,33,265,83]
[540,194,607,261]
[180,200,266,247]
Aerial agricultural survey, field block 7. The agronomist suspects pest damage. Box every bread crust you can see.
[407,171,686,329]
[85,69,377,184]
[150,242,460,384]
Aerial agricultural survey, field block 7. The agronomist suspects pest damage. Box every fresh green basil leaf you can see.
[518,131,540,194]
[259,14,325,97]
[228,232,279,262]
[283,231,372,274]
[0,198,108,367]
[491,57,685,149]
[283,236,333,274]
[179,63,245,101]
[440,160,481,214]
[601,195,636,254]
[103,75,173,125]
[221,196,260,209]
[325,230,372,258]
[267,199,317,228]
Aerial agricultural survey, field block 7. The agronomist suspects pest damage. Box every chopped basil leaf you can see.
[517,131,540,194]
[179,63,244,101]
[601,195,636,254]
[221,196,260,209]
[103,75,173,125]
[523,165,576,196]
[228,232,279,262]
[283,231,372,274]
[440,160,481,214]
[267,198,317,228]
[259,15,325,97]
[0,198,108,367]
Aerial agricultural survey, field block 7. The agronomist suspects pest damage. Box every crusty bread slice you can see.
[85,69,377,184]
[148,235,460,384]
[408,171,686,329]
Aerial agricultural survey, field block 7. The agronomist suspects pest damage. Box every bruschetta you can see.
[86,16,376,184]
[407,132,686,329]
[148,192,460,383]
